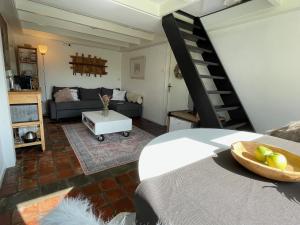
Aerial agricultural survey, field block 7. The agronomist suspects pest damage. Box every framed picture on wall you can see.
[0,15,10,70]
[130,56,145,80]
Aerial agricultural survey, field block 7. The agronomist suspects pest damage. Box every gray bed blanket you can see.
[135,137,300,225]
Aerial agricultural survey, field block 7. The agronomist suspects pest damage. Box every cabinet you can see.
[9,90,45,151]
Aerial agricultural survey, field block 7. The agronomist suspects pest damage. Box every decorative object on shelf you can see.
[174,64,183,79]
[99,94,110,111]
[16,45,39,89]
[6,70,14,90]
[69,53,107,77]
[13,129,22,144]
[38,44,48,101]
[23,131,37,143]
[130,56,145,80]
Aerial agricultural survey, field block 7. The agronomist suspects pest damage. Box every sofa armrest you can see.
[48,100,57,120]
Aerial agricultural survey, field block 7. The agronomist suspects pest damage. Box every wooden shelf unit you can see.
[15,141,42,149]
[12,121,40,128]
[9,90,45,151]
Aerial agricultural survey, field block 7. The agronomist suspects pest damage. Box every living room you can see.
[1,0,300,225]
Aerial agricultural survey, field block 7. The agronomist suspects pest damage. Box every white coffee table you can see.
[82,110,132,141]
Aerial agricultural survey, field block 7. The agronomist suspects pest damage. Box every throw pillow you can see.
[52,86,78,100]
[111,89,126,101]
[70,89,79,101]
[126,92,143,104]
[54,88,79,102]
[269,121,300,142]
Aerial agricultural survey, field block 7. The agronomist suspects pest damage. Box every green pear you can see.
[266,153,287,170]
[255,146,273,162]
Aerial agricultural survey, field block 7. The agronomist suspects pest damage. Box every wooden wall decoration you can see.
[69,53,107,77]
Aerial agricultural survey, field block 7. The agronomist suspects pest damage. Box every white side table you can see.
[82,110,132,141]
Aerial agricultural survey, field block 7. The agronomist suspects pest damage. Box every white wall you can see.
[14,34,122,100]
[203,9,300,132]
[0,32,16,185]
[122,43,169,125]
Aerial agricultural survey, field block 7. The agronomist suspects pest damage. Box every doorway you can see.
[166,49,189,113]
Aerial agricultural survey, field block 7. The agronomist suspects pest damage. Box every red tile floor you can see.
[0,117,166,225]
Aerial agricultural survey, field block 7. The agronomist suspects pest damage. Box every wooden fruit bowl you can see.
[231,141,300,182]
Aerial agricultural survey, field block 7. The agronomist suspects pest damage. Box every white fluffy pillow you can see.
[126,92,143,104]
[111,89,126,101]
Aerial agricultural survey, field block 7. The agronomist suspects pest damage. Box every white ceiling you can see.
[13,0,230,51]
[149,0,168,3]
[184,0,227,17]
[29,0,163,33]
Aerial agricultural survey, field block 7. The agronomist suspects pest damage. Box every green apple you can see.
[255,146,273,162]
[266,153,287,170]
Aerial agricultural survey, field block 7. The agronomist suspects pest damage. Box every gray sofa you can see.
[48,86,142,120]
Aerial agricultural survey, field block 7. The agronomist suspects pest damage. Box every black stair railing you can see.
[162,13,221,128]
[162,10,254,131]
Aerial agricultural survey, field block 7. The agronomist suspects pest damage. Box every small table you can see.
[82,110,132,141]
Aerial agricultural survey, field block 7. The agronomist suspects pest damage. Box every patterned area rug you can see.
[62,123,154,175]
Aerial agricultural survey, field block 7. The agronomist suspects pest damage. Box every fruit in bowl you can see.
[255,145,287,171]
[266,153,288,170]
[231,142,300,182]
[255,146,273,162]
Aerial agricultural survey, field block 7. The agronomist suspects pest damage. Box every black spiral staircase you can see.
[162,10,254,131]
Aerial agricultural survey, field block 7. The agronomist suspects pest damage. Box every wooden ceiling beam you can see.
[22,29,122,51]
[18,10,141,45]
[21,22,131,48]
[15,0,154,41]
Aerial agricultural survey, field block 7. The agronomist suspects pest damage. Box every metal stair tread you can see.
[176,10,196,19]
[186,44,212,53]
[207,90,232,94]
[222,121,248,129]
[193,59,219,66]
[175,18,202,31]
[215,105,240,112]
[199,74,226,80]
[181,31,206,42]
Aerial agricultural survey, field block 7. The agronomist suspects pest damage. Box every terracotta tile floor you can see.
[0,117,166,225]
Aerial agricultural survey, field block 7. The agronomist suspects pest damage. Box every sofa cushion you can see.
[109,100,142,117]
[55,100,103,110]
[79,88,101,100]
[101,87,114,97]
[52,86,79,100]
[110,100,140,111]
